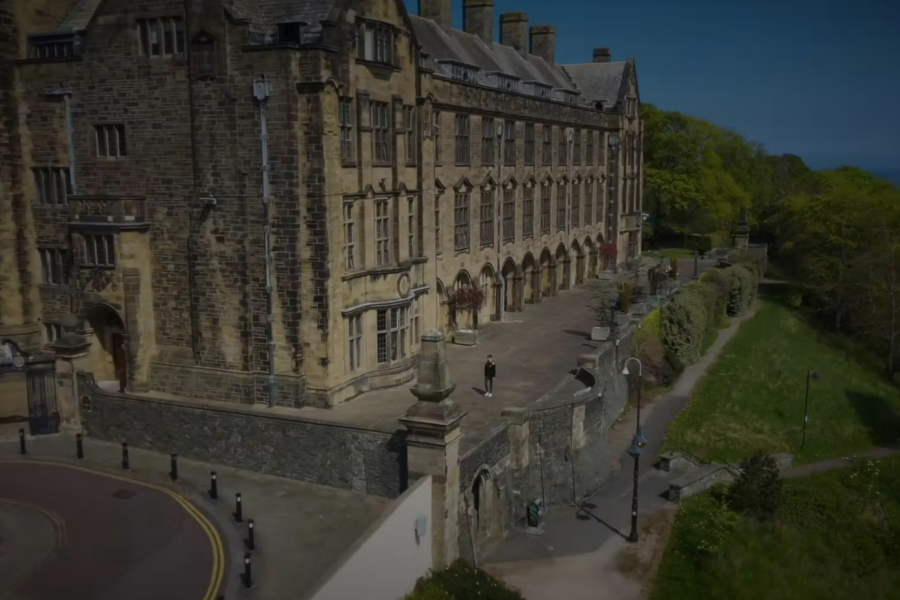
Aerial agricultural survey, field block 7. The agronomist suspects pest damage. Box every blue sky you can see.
[404,0,899,172]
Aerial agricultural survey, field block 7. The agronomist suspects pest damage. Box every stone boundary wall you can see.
[78,373,405,498]
[457,328,635,559]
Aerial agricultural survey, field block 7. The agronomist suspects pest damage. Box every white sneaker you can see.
[485,391,489,397]
[488,392,493,397]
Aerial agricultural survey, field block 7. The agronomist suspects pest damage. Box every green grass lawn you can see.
[651,456,900,600]
[642,247,696,259]
[663,300,900,464]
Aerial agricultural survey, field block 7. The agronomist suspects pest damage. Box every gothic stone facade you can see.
[0,0,643,413]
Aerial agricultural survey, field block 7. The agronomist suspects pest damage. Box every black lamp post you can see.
[623,357,647,543]
[801,370,820,450]
[692,250,700,280]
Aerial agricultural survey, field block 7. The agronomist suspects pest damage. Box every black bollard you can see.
[170,453,178,481]
[243,553,253,588]
[234,493,243,523]
[121,442,130,469]
[209,471,218,500]
[19,428,26,455]
[76,433,84,459]
[246,519,255,551]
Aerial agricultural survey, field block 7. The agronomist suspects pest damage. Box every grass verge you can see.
[663,300,900,464]
[650,456,900,600]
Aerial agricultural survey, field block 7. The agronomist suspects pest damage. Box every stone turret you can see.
[732,208,750,250]
[399,331,465,570]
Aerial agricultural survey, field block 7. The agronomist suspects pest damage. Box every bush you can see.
[661,279,733,366]
[405,582,456,600]
[634,309,677,386]
[427,560,525,600]
[726,266,755,316]
[674,493,741,560]
[661,284,709,366]
[728,453,783,521]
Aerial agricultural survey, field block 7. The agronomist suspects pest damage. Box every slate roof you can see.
[560,62,628,108]
[228,0,335,32]
[409,15,574,91]
[54,0,629,107]
[58,0,105,32]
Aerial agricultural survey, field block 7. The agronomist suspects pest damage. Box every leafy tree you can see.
[728,453,782,521]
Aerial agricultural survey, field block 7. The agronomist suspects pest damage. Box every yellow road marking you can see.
[0,460,224,600]
[0,497,66,548]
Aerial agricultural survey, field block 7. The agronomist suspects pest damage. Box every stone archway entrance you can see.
[539,248,556,296]
[522,252,539,304]
[85,304,128,392]
[436,279,452,336]
[572,240,584,285]
[556,244,570,291]
[500,258,519,312]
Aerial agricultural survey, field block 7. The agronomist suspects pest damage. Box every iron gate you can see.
[26,366,60,436]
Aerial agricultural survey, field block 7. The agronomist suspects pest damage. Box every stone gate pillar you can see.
[51,318,92,432]
[400,331,466,571]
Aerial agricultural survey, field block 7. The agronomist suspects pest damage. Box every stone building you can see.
[0,0,643,421]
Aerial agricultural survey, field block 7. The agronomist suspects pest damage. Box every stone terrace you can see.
[297,285,601,453]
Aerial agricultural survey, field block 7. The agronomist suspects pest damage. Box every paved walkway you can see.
[296,285,606,453]
[0,461,220,600]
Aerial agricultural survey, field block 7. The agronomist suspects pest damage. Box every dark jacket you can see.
[484,361,496,378]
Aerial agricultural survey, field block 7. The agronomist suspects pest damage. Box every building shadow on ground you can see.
[847,391,900,447]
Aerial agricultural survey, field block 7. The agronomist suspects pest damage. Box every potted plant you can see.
[450,286,485,346]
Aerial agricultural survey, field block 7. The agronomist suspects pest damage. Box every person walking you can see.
[484,355,496,397]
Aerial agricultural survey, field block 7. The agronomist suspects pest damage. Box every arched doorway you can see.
[500,258,518,312]
[478,264,498,323]
[571,239,584,285]
[522,252,538,304]
[471,469,495,540]
[85,304,128,391]
[597,234,610,272]
[555,243,570,291]
[453,271,474,329]
[539,247,555,296]
[436,279,452,337]
[585,237,598,279]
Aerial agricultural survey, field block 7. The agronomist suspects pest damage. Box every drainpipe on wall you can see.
[253,76,278,409]
[566,129,573,286]
[496,122,505,322]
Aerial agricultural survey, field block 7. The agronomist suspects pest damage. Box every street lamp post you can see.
[801,370,820,450]
[497,123,504,323]
[622,357,647,543]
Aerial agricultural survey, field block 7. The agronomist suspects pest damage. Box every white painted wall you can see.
[306,476,433,600]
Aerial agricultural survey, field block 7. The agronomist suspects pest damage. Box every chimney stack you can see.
[419,0,452,32]
[463,0,494,46]
[500,12,528,57]
[593,47,611,63]
[530,25,555,64]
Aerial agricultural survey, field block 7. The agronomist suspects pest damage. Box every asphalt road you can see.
[0,461,223,600]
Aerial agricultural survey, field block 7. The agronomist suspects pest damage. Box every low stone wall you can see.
[79,374,404,498]
[667,451,795,502]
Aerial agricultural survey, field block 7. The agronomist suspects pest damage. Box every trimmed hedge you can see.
[406,560,525,600]
[663,266,757,366]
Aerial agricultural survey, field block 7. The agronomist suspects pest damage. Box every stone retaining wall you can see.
[79,373,404,498]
